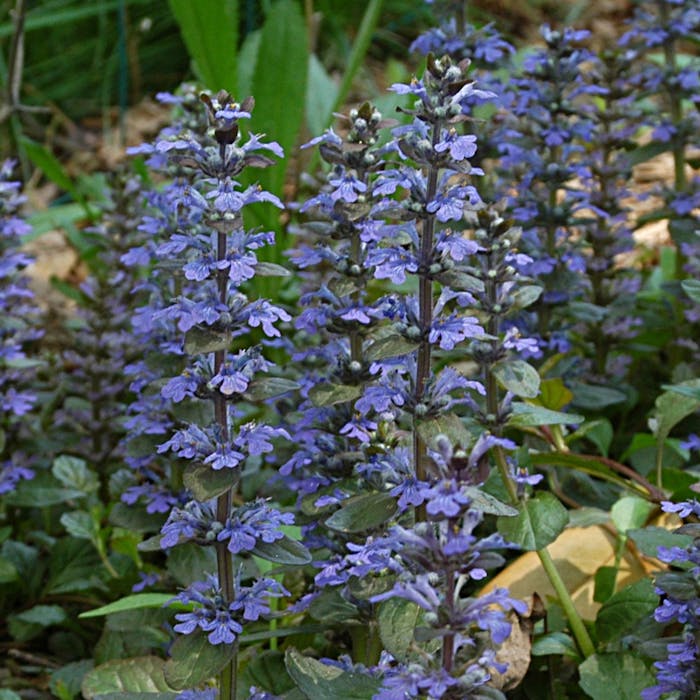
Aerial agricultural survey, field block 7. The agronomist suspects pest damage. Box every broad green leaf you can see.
[252,534,312,566]
[492,359,540,398]
[661,382,700,401]
[3,471,85,507]
[309,382,362,407]
[109,503,165,533]
[628,526,693,558]
[20,136,77,196]
[537,377,574,410]
[0,691,22,700]
[183,463,238,501]
[82,657,172,698]
[0,556,18,583]
[416,412,471,447]
[568,419,613,457]
[308,588,362,624]
[325,492,398,533]
[47,538,104,594]
[9,605,67,641]
[250,0,308,197]
[595,579,658,644]
[167,543,217,587]
[497,492,568,551]
[653,378,700,442]
[244,376,299,401]
[60,510,98,542]
[168,0,238,92]
[52,455,99,494]
[568,381,627,409]
[241,650,295,696]
[50,660,95,700]
[611,496,654,534]
[682,278,700,304]
[462,487,518,517]
[285,648,380,700]
[627,140,670,166]
[511,284,542,310]
[184,326,231,354]
[593,565,617,604]
[365,334,418,362]
[306,53,339,136]
[531,631,580,659]
[80,594,174,619]
[163,631,235,690]
[578,653,655,700]
[378,597,420,661]
[508,403,583,427]
[255,261,291,277]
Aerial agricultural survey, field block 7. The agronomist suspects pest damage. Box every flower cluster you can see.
[642,499,700,699]
[0,160,41,494]
[126,91,308,683]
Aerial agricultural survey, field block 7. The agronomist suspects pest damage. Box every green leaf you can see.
[537,377,574,410]
[109,503,165,534]
[242,650,295,696]
[627,140,670,166]
[682,278,700,304]
[325,492,398,533]
[497,492,569,551]
[60,510,98,542]
[3,471,85,507]
[378,597,420,662]
[80,594,174,619]
[255,261,291,277]
[285,648,380,700]
[511,284,543,310]
[184,326,231,354]
[653,378,700,442]
[9,604,68,641]
[595,578,658,644]
[250,0,308,197]
[168,0,238,92]
[508,403,583,427]
[531,631,580,659]
[50,660,95,700]
[578,653,655,700]
[308,588,362,624]
[183,463,238,501]
[461,487,518,517]
[52,455,99,494]
[492,359,540,399]
[568,381,627,409]
[47,538,103,594]
[167,543,217,587]
[163,631,235,690]
[82,657,172,698]
[611,496,654,534]
[309,382,362,407]
[252,534,312,566]
[568,419,614,457]
[20,136,76,196]
[0,691,22,700]
[593,566,617,604]
[628,526,693,559]
[244,376,299,401]
[365,334,418,362]
[416,412,472,447]
[0,556,18,583]
[306,53,339,136]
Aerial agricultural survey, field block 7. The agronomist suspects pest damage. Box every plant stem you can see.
[493,445,595,658]
[537,547,595,658]
[214,162,237,698]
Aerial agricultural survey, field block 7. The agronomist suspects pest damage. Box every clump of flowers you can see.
[642,499,700,700]
[128,90,308,697]
[0,160,42,494]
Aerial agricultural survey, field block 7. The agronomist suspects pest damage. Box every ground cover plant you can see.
[1,0,700,699]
